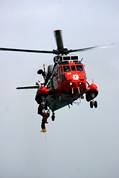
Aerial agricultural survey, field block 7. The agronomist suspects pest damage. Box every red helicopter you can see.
[0,30,99,132]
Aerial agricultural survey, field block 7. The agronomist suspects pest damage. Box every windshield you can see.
[76,65,83,71]
[63,65,83,72]
[63,66,70,72]
[71,65,76,71]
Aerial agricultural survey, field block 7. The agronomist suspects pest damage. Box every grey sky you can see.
[0,0,119,178]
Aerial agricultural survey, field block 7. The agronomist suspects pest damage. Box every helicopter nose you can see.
[70,73,86,93]
[72,74,80,81]
[64,72,86,90]
[65,72,80,81]
[69,74,80,89]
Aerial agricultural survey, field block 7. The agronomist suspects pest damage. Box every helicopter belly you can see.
[46,94,79,111]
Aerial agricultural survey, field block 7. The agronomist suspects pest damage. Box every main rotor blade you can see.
[68,43,115,53]
[68,46,98,53]
[54,30,64,51]
[16,86,39,89]
[0,47,54,54]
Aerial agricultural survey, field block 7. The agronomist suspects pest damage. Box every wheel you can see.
[94,101,98,108]
[90,101,93,108]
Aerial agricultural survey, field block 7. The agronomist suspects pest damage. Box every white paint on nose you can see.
[73,74,79,80]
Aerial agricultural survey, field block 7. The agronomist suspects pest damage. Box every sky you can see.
[0,0,119,178]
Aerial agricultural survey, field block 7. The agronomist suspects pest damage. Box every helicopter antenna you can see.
[43,64,46,73]
[80,57,83,62]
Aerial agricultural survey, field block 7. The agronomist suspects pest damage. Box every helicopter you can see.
[0,30,100,132]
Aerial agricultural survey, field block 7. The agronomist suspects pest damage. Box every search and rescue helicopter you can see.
[0,30,100,132]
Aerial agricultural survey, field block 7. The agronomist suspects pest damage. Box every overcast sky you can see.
[0,0,119,178]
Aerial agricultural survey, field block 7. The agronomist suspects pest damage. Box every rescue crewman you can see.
[40,110,50,132]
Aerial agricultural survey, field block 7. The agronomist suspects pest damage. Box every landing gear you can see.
[94,101,98,108]
[51,112,55,121]
[90,101,93,108]
[90,100,98,108]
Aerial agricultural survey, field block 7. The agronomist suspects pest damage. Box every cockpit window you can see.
[71,65,76,71]
[63,66,70,72]
[76,65,83,71]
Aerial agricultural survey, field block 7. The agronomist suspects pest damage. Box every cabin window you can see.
[71,65,76,71]
[63,66,70,72]
[76,65,83,71]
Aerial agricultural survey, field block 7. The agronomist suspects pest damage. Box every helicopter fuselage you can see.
[35,55,98,113]
[46,60,87,111]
